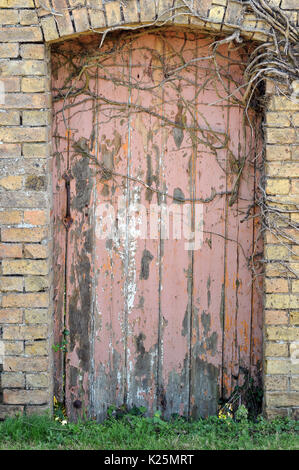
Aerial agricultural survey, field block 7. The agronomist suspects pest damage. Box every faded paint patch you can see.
[172,101,185,150]
[190,359,219,418]
[140,249,154,280]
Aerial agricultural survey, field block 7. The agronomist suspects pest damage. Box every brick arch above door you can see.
[36,0,278,44]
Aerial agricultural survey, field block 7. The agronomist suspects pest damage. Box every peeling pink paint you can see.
[52,31,263,421]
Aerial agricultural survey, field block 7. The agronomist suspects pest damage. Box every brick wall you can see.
[264,81,299,419]
[0,0,298,420]
[0,0,52,418]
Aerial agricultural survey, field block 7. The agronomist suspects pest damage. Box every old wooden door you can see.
[52,30,263,421]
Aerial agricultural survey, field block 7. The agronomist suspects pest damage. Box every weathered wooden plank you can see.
[191,40,227,417]
[158,32,195,419]
[64,65,97,420]
[125,35,162,414]
[92,43,130,420]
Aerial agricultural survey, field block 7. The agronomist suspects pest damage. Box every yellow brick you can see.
[173,0,190,25]
[1,60,46,77]
[25,276,49,292]
[24,210,47,225]
[265,342,289,357]
[2,259,48,276]
[3,325,48,340]
[0,175,23,190]
[266,294,299,309]
[0,43,19,58]
[4,341,24,355]
[291,180,299,193]
[155,0,174,21]
[3,389,49,405]
[21,77,47,93]
[23,244,48,259]
[40,16,59,41]
[290,377,299,390]
[0,244,23,258]
[1,372,25,388]
[266,392,299,407]
[281,0,299,9]
[72,8,90,33]
[24,309,48,324]
[224,0,242,25]
[3,357,48,372]
[214,0,228,5]
[2,293,49,308]
[266,145,291,161]
[0,9,19,24]
[290,310,299,325]
[267,128,297,145]
[209,5,226,22]
[251,31,269,42]
[292,148,299,160]
[265,79,288,95]
[266,359,299,374]
[265,263,292,278]
[0,26,42,42]
[122,0,139,23]
[139,0,156,22]
[22,110,49,126]
[265,375,288,391]
[3,93,50,110]
[35,0,51,16]
[0,308,23,323]
[266,178,290,195]
[0,77,20,93]
[266,162,299,178]
[0,111,20,126]
[292,280,299,292]
[0,0,34,5]
[22,143,48,158]
[291,213,299,223]
[1,227,47,242]
[0,210,22,224]
[26,373,49,388]
[266,326,299,341]
[0,277,23,292]
[265,310,289,325]
[88,0,106,29]
[267,198,297,211]
[105,1,121,26]
[265,278,289,293]
[269,96,299,112]
[265,230,290,244]
[0,127,47,143]
[267,112,291,127]
[20,44,45,60]
[264,408,289,420]
[25,340,48,356]
[265,245,289,260]
[291,246,299,260]
[0,143,21,158]
[19,9,39,25]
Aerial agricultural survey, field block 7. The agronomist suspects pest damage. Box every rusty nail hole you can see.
[73,400,82,409]
[63,216,73,229]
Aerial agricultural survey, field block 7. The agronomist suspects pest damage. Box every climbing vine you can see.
[49,0,299,285]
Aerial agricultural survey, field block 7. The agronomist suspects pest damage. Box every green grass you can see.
[0,411,298,450]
